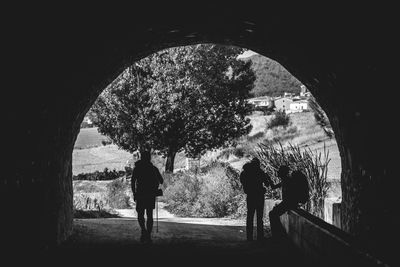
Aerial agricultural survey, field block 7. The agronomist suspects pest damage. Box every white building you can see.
[274,96,293,112]
[287,99,309,113]
[300,85,312,97]
[82,116,93,125]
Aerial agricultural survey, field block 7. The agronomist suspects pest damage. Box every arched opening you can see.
[69,43,342,260]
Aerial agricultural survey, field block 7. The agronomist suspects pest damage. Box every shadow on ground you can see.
[33,218,309,266]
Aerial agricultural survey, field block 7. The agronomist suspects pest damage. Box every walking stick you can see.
[156,196,159,233]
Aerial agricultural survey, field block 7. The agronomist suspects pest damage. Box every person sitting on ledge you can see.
[268,165,309,240]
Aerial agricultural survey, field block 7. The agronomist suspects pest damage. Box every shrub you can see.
[163,172,204,216]
[246,131,265,143]
[163,161,245,218]
[73,192,120,218]
[198,167,236,217]
[101,138,113,146]
[106,178,132,209]
[254,106,274,115]
[266,110,291,129]
[73,182,104,193]
[200,160,229,173]
[217,145,256,161]
[74,192,107,210]
[73,168,125,181]
[265,125,298,144]
[73,209,120,218]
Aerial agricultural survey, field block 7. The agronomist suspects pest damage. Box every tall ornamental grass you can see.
[256,141,331,218]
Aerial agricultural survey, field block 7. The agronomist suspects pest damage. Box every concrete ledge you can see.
[323,197,341,226]
[280,208,388,267]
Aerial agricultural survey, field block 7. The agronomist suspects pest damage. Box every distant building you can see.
[274,96,293,112]
[247,96,272,107]
[283,92,295,98]
[273,86,310,114]
[84,116,92,124]
[287,99,309,113]
[80,116,93,128]
[300,85,312,97]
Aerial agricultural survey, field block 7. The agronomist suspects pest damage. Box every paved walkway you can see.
[43,205,308,266]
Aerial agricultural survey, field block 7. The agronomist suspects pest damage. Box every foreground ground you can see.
[42,208,309,267]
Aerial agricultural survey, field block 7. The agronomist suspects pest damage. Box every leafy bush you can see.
[74,192,107,210]
[199,160,229,173]
[217,145,256,160]
[265,125,298,144]
[246,131,265,143]
[163,161,245,218]
[101,138,113,146]
[73,177,132,217]
[266,110,291,129]
[253,106,274,115]
[73,209,120,218]
[163,172,204,216]
[73,192,120,218]
[218,147,238,160]
[106,178,132,209]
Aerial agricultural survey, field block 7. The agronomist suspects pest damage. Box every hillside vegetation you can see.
[242,54,302,97]
[73,111,341,181]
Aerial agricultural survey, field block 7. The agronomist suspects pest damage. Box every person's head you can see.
[277,165,290,179]
[140,151,151,162]
[251,157,260,168]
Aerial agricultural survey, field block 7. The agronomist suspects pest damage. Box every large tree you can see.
[91,44,255,172]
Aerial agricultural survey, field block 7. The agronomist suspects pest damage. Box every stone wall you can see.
[280,209,387,266]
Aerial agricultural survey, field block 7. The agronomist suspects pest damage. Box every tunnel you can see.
[2,4,397,265]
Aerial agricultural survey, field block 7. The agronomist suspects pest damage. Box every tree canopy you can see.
[91,44,256,172]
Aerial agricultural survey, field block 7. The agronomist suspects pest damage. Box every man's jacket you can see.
[131,160,163,197]
[240,162,271,196]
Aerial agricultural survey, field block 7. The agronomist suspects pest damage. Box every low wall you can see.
[280,209,388,266]
[323,197,341,227]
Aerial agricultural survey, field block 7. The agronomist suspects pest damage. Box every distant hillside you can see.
[242,54,302,97]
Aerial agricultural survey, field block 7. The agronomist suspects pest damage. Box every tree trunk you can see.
[165,148,177,173]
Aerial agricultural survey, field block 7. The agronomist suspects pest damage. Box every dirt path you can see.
[115,202,246,226]
[49,203,307,266]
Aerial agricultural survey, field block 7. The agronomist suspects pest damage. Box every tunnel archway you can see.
[72,43,342,223]
[3,5,396,264]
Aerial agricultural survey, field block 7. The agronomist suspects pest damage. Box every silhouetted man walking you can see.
[240,157,273,241]
[131,150,163,243]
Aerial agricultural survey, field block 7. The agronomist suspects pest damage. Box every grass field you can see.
[74,127,108,149]
[288,111,341,181]
[73,144,131,175]
[217,111,342,180]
